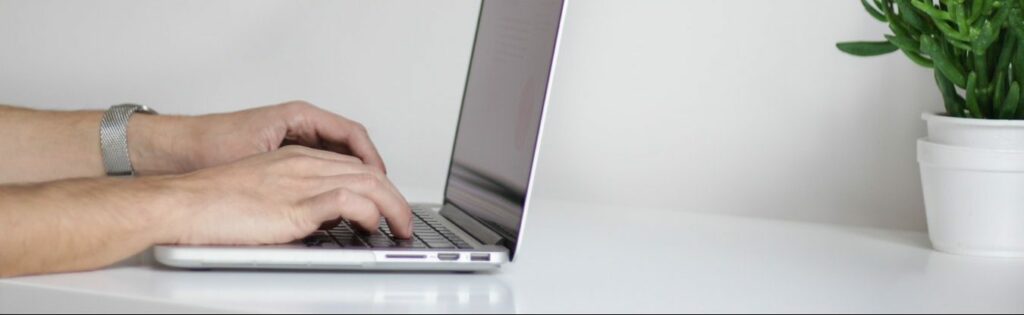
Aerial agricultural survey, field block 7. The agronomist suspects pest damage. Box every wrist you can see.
[124,175,194,245]
[128,114,197,175]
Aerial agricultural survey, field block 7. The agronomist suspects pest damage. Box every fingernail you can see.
[408,220,414,236]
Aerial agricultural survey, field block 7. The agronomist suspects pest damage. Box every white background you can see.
[0,0,939,231]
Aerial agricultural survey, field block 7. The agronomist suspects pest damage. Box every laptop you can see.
[155,0,567,272]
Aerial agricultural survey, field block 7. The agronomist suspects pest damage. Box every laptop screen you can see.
[442,0,564,257]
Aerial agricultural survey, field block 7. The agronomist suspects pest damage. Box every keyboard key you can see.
[329,232,368,248]
[302,232,336,248]
[319,210,474,250]
[364,234,394,248]
[331,226,355,234]
[390,238,416,248]
[425,240,456,248]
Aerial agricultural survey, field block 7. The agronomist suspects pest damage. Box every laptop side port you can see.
[386,254,427,259]
[438,253,460,261]
[471,253,491,262]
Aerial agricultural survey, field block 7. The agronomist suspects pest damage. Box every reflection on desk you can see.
[153,268,514,313]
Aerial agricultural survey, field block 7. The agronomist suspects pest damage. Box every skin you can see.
[0,101,411,278]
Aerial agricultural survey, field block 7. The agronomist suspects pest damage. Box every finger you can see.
[309,112,388,174]
[320,174,412,238]
[281,155,382,181]
[274,102,386,173]
[279,145,364,164]
[302,188,381,233]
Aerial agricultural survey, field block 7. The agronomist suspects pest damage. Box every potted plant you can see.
[838,0,1024,257]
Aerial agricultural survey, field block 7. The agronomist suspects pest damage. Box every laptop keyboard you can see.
[301,207,474,249]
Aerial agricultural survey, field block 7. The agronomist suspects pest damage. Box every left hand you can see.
[129,101,386,175]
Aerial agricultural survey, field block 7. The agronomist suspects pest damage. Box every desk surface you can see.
[2,199,1024,313]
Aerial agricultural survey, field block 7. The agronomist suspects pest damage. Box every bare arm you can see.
[0,101,411,277]
[0,146,411,278]
[0,177,174,277]
[0,101,387,183]
[0,106,106,183]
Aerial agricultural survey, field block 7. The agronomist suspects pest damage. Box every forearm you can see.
[0,105,195,183]
[0,106,105,183]
[0,176,183,278]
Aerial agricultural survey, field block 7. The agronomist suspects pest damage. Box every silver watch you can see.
[100,104,158,176]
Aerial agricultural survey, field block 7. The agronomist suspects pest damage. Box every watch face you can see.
[119,103,157,115]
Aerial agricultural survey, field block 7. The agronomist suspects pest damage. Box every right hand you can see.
[159,145,412,245]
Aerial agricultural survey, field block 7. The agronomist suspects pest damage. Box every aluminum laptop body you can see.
[155,0,567,272]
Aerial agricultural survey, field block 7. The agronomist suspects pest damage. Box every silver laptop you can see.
[155,0,567,272]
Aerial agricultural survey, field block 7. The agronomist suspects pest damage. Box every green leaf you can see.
[886,34,934,67]
[896,0,929,32]
[911,0,953,21]
[902,50,935,67]
[936,69,966,117]
[966,72,985,118]
[836,41,899,56]
[1000,82,1021,119]
[885,34,920,52]
[862,0,889,22]
[921,35,968,87]
[995,71,1008,110]
[1015,34,1024,85]
[996,33,1018,73]
[969,0,985,23]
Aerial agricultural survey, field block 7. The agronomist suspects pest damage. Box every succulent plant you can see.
[838,0,1024,119]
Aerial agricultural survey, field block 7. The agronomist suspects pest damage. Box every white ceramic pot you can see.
[919,113,1024,257]
[924,112,1024,149]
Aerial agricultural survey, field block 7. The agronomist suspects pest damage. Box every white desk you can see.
[2,199,1024,313]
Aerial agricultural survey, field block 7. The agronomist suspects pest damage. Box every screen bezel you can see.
[439,0,567,260]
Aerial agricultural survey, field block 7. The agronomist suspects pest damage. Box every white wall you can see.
[0,0,938,231]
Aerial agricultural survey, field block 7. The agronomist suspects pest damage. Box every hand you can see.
[159,145,412,245]
[129,101,386,176]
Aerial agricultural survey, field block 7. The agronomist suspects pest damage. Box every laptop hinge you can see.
[440,203,504,245]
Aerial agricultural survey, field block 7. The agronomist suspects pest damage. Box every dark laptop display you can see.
[442,0,565,258]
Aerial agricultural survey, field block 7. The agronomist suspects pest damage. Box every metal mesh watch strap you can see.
[100,104,157,176]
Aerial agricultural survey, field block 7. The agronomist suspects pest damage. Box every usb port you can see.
[438,253,460,261]
[471,253,491,262]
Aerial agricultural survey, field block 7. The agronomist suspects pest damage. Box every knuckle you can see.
[332,189,352,205]
[283,100,313,110]
[351,122,368,134]
[288,208,320,233]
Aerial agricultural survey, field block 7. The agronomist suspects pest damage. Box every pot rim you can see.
[923,112,1024,127]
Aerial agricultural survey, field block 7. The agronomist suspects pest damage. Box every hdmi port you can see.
[438,253,460,261]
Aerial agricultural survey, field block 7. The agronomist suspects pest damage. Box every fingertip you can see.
[382,216,412,239]
[404,218,414,239]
